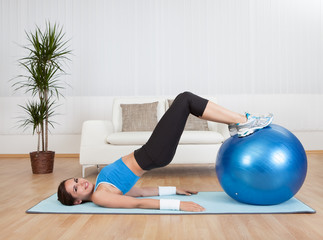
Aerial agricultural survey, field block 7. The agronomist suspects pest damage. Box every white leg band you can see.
[158,186,176,196]
[159,199,181,211]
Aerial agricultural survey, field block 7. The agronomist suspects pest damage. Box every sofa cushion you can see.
[106,131,224,145]
[168,99,209,131]
[120,102,158,132]
[107,132,152,145]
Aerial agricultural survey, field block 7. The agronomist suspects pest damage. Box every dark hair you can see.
[57,179,75,206]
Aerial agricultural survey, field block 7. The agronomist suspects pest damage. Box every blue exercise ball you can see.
[216,124,307,205]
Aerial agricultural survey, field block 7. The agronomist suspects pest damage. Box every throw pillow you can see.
[120,102,158,132]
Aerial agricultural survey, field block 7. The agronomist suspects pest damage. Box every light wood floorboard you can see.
[0,153,322,240]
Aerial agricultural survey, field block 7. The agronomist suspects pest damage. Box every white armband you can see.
[158,186,176,196]
[159,199,181,211]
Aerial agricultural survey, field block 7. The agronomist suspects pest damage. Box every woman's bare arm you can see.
[125,187,199,197]
[125,187,158,197]
[92,190,159,209]
[92,190,205,212]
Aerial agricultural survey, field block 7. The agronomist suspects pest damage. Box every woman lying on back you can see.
[58,92,273,212]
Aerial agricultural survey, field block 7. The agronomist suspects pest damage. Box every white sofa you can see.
[79,96,230,177]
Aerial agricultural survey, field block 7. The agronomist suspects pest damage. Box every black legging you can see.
[134,91,209,170]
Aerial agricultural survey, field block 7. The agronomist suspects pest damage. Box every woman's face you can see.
[65,178,94,204]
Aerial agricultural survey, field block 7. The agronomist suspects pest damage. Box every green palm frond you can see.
[18,100,57,132]
[18,101,45,134]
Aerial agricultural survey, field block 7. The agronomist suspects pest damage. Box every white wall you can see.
[0,0,322,153]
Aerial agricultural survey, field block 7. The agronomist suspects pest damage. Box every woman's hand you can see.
[180,201,205,212]
[176,188,198,196]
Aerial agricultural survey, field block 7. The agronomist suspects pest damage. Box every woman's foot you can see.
[229,113,274,137]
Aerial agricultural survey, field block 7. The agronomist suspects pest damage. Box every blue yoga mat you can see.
[26,192,315,215]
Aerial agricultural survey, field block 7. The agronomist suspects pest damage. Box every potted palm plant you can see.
[13,22,71,174]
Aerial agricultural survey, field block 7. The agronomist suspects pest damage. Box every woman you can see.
[58,92,273,212]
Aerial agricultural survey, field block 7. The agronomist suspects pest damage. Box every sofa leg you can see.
[82,165,86,178]
[81,164,101,177]
[82,164,96,178]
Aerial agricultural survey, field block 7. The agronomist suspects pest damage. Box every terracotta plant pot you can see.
[30,151,55,174]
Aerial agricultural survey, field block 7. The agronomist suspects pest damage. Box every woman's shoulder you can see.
[95,182,123,194]
[91,186,124,207]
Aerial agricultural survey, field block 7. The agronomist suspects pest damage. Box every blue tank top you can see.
[94,158,140,194]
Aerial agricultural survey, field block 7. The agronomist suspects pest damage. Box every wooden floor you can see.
[0,153,322,240]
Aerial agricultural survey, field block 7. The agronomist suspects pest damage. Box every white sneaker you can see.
[228,113,274,137]
[228,123,238,136]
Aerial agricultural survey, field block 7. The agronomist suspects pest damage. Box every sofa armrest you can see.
[216,123,230,140]
[80,120,114,146]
